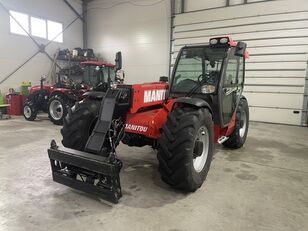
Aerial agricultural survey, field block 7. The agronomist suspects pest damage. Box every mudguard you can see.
[175,97,213,114]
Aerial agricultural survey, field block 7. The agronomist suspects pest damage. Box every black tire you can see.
[223,97,249,149]
[157,107,214,192]
[23,101,38,121]
[47,95,69,125]
[61,99,100,151]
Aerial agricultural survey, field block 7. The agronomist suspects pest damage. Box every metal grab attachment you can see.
[48,140,122,203]
[47,88,131,203]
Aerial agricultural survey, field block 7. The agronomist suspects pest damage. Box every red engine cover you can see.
[129,82,169,113]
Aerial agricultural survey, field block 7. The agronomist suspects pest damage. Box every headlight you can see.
[220,38,229,44]
[210,39,218,45]
[201,85,216,94]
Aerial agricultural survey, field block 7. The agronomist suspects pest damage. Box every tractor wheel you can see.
[47,95,68,125]
[61,99,100,151]
[23,101,38,121]
[157,107,214,192]
[223,98,249,149]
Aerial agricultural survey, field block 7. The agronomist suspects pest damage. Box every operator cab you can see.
[81,61,116,91]
[170,37,248,127]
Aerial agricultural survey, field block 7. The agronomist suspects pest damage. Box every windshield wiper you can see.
[185,75,208,97]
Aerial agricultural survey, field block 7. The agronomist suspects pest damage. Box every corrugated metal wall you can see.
[171,0,308,126]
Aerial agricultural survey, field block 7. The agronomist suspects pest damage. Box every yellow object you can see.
[21,81,32,96]
[21,81,31,86]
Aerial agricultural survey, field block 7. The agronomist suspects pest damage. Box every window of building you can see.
[9,11,29,35]
[47,20,63,43]
[30,17,47,38]
[9,10,63,43]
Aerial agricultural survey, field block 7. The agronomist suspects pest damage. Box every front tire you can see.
[223,97,249,149]
[157,107,214,192]
[48,95,68,125]
[23,101,37,121]
[61,100,100,151]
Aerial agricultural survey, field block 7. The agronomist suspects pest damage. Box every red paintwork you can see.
[81,61,115,68]
[29,84,89,101]
[129,82,169,113]
[29,85,53,95]
[126,100,175,138]
[124,82,236,142]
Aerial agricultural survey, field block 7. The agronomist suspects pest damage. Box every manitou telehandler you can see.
[48,37,249,203]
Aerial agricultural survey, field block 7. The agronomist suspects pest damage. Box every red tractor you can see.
[23,61,117,125]
[48,37,249,203]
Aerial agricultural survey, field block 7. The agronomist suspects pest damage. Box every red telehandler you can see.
[48,37,249,203]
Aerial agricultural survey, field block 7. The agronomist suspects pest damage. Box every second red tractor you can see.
[23,61,116,124]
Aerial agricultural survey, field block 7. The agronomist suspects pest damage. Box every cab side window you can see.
[224,58,238,86]
[238,57,244,88]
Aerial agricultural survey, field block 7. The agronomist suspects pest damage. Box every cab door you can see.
[219,48,245,127]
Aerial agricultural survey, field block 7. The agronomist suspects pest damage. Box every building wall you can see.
[87,0,171,84]
[0,0,83,93]
[172,0,308,126]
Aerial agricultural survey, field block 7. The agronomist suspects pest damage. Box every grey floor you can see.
[0,116,307,231]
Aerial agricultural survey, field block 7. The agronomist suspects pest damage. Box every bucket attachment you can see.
[48,140,122,203]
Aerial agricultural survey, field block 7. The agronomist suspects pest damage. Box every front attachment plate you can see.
[48,144,122,203]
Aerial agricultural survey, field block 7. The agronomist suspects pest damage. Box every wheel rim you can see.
[24,105,31,118]
[239,110,247,138]
[49,99,63,120]
[193,126,209,173]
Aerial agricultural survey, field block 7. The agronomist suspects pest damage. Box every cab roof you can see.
[81,61,115,68]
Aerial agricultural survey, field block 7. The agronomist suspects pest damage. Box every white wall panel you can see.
[249,107,302,125]
[245,70,306,77]
[246,54,308,63]
[245,78,306,85]
[0,0,83,93]
[244,86,305,94]
[244,93,304,109]
[185,0,226,12]
[173,0,308,125]
[245,62,307,70]
[87,0,170,84]
[176,0,308,25]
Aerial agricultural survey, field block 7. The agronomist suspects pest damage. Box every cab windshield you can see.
[171,46,227,94]
[83,65,115,87]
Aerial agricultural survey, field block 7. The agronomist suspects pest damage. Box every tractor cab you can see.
[81,61,116,91]
[170,37,248,127]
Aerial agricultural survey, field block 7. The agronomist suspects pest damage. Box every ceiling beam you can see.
[63,0,84,21]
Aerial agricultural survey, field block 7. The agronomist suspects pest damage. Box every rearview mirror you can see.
[115,51,122,71]
[234,41,247,57]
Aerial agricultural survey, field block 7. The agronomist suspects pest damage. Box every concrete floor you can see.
[0,115,307,231]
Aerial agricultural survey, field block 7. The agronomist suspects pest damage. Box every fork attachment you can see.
[48,142,122,203]
[48,89,131,203]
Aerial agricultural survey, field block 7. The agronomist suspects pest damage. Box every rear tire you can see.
[48,95,68,125]
[23,101,37,121]
[61,99,100,151]
[223,98,249,149]
[157,107,214,192]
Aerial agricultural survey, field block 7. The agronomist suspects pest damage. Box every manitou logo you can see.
[144,89,167,103]
[125,124,148,132]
